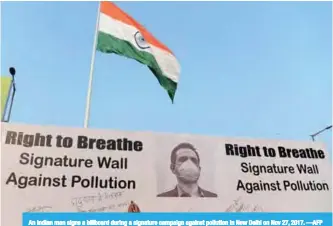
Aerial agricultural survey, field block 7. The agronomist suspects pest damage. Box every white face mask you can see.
[175,160,200,183]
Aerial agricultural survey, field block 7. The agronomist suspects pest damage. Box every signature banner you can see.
[1,123,332,225]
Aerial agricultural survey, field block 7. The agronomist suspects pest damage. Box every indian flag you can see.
[97,1,180,102]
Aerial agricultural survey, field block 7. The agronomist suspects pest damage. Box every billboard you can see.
[1,123,332,225]
[1,76,12,119]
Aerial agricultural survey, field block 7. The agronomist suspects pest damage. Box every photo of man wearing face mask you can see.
[157,142,217,198]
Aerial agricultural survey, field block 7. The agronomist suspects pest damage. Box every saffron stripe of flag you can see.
[97,1,180,102]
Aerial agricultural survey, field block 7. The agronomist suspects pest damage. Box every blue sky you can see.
[1,1,332,151]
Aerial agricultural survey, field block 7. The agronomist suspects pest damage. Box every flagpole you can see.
[1,67,16,122]
[6,69,16,122]
[84,1,101,128]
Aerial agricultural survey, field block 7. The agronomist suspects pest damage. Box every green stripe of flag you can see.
[97,31,177,102]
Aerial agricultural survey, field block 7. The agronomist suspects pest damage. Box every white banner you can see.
[1,123,332,225]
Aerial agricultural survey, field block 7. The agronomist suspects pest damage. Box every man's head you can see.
[170,143,201,184]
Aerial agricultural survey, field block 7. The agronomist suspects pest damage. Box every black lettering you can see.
[19,152,30,165]
[19,153,94,169]
[263,146,269,157]
[45,135,52,147]
[88,138,97,149]
[76,136,143,152]
[225,144,261,158]
[296,164,319,174]
[24,134,34,147]
[96,139,106,150]
[97,157,127,169]
[317,150,325,159]
[6,172,18,186]
[70,175,136,189]
[123,138,130,150]
[77,136,88,149]
[71,175,81,187]
[56,135,63,147]
[34,133,45,147]
[225,143,234,156]
[240,162,295,176]
[106,140,116,150]
[278,146,326,159]
[5,172,67,189]
[240,162,249,173]
[7,132,53,148]
[5,131,17,145]
[117,139,123,150]
[134,141,143,151]
[98,157,112,168]
[267,148,276,157]
[278,146,287,158]
[239,146,247,157]
[62,137,73,148]
[237,179,281,194]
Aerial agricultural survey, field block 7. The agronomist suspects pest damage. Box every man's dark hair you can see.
[170,142,200,165]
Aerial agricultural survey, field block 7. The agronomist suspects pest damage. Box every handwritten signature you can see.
[26,206,52,212]
[76,201,129,212]
[225,197,263,212]
[71,191,124,208]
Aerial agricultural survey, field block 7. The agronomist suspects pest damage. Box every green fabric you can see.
[97,31,177,102]
[1,76,12,119]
